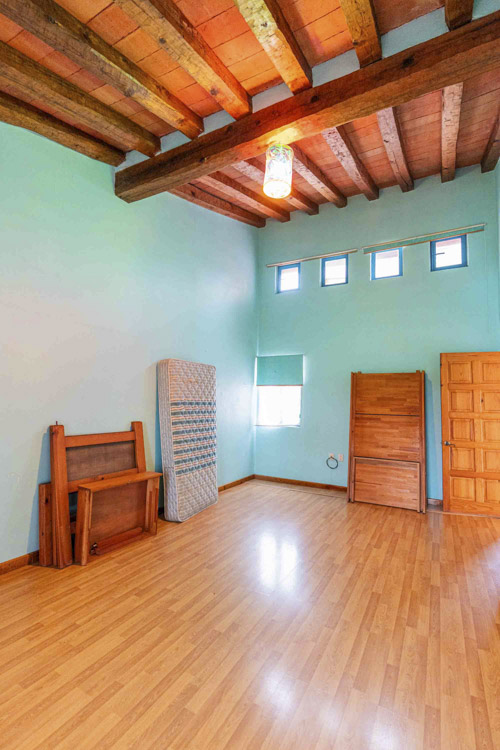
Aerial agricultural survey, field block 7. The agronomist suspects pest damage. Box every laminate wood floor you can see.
[1,480,499,749]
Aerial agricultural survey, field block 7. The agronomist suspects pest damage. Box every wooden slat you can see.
[0,40,160,156]
[113,0,250,119]
[0,0,202,138]
[445,0,474,31]
[67,468,139,495]
[232,159,319,215]
[377,107,413,192]
[115,11,500,201]
[233,0,312,93]
[291,144,347,206]
[79,471,161,493]
[0,90,124,165]
[132,421,147,474]
[339,0,381,67]
[200,171,290,221]
[49,424,72,569]
[441,83,464,182]
[481,112,500,172]
[323,126,379,200]
[65,431,135,448]
[170,184,266,227]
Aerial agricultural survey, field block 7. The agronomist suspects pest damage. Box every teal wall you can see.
[0,124,258,564]
[255,168,500,499]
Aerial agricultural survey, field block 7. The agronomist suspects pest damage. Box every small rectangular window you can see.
[371,248,403,280]
[321,255,348,286]
[277,263,300,293]
[257,386,301,426]
[431,235,467,271]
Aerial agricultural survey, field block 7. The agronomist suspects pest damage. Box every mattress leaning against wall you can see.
[157,359,218,521]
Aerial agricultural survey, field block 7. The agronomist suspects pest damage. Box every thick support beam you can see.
[201,171,290,221]
[0,0,203,138]
[377,107,413,192]
[170,184,266,227]
[233,160,319,215]
[0,40,160,156]
[445,0,474,31]
[441,83,464,182]
[339,0,381,67]
[291,144,347,206]
[323,126,379,200]
[113,0,250,119]
[115,11,500,201]
[0,90,125,165]
[233,0,312,93]
[481,113,500,172]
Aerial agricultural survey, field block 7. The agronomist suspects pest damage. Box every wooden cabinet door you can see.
[441,352,500,515]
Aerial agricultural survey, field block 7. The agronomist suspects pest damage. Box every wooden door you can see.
[441,352,500,515]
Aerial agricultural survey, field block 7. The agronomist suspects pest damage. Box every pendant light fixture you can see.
[263,144,293,199]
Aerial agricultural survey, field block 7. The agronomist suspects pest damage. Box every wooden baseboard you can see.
[0,550,39,576]
[254,474,347,492]
[427,497,443,506]
[218,475,255,492]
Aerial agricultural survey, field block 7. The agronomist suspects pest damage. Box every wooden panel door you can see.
[441,352,500,515]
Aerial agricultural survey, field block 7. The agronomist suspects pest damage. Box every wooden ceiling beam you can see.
[113,0,250,119]
[200,171,290,221]
[377,107,413,192]
[170,184,266,227]
[445,1,474,31]
[0,40,160,156]
[323,126,379,200]
[0,0,202,138]
[0,90,125,165]
[233,160,319,215]
[233,0,312,93]
[115,11,500,201]
[340,0,381,67]
[291,144,347,206]
[441,83,463,182]
[481,113,500,172]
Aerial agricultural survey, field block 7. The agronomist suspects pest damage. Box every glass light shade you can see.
[263,144,293,199]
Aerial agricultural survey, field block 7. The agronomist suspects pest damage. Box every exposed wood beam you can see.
[115,11,500,201]
[441,83,463,182]
[233,160,319,215]
[481,113,500,172]
[0,40,159,156]
[323,126,379,200]
[200,171,290,221]
[445,0,474,31]
[291,144,347,206]
[233,0,312,93]
[377,107,413,192]
[0,0,202,138]
[170,184,266,227]
[339,0,381,67]
[0,90,125,165]
[113,0,250,119]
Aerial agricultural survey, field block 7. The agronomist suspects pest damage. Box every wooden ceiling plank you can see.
[0,90,125,165]
[0,40,160,155]
[323,126,379,200]
[339,0,381,67]
[377,107,414,191]
[113,0,250,119]
[233,159,319,215]
[445,0,475,31]
[481,113,500,172]
[114,11,500,201]
[0,0,203,138]
[292,144,347,206]
[201,171,290,221]
[441,83,464,182]
[233,0,312,93]
[170,184,266,227]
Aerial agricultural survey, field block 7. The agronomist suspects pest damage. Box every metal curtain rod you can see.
[362,223,486,253]
[266,248,358,268]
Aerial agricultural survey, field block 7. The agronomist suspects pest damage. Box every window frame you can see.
[256,385,302,427]
[321,254,349,287]
[370,247,403,280]
[276,262,301,294]
[430,234,467,272]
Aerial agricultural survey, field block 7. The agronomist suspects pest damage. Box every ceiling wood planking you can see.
[232,159,319,215]
[441,83,464,182]
[445,0,474,31]
[200,170,290,221]
[481,113,500,172]
[291,143,347,206]
[170,183,266,227]
[0,0,203,138]
[112,0,251,119]
[232,0,312,93]
[114,11,500,201]
[0,88,125,164]
[322,125,379,200]
[0,39,160,155]
[377,107,414,191]
[339,0,381,67]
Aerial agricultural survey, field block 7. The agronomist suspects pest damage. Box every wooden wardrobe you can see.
[348,371,426,512]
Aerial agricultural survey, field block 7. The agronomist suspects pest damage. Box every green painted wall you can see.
[255,168,500,498]
[0,124,258,564]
